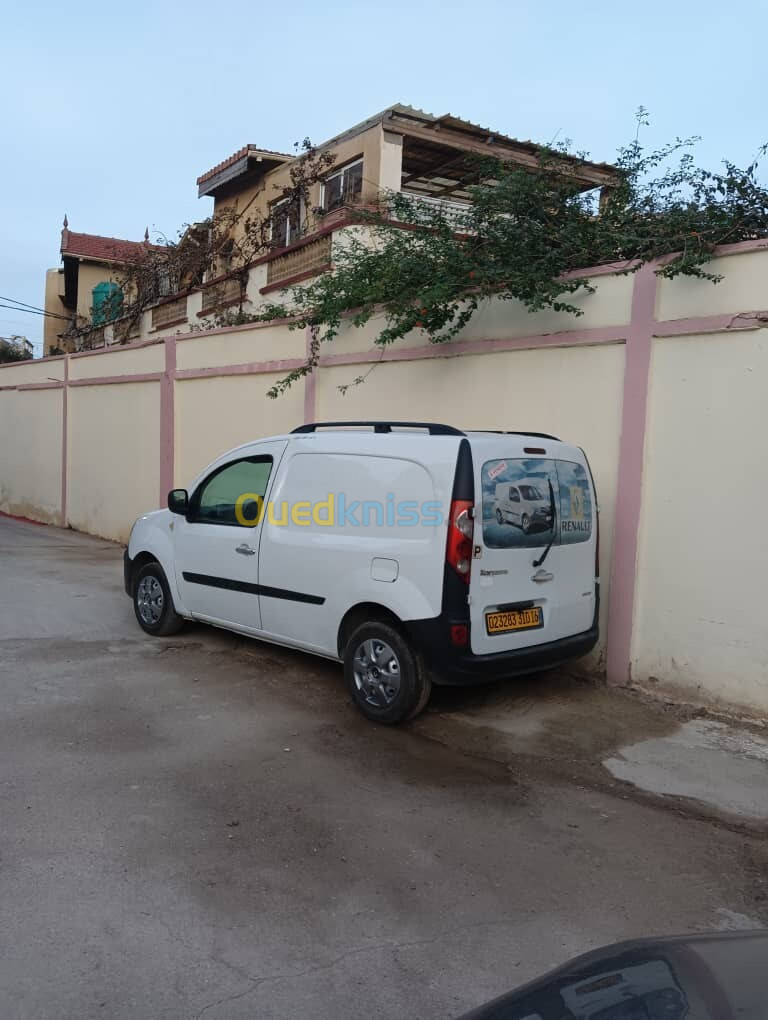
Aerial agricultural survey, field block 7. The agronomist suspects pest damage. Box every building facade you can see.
[43,105,620,354]
[43,222,157,355]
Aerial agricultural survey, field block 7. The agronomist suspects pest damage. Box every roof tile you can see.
[61,232,160,261]
[196,145,292,186]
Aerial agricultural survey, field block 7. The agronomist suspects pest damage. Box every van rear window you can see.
[481,458,592,549]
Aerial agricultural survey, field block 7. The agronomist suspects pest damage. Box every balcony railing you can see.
[266,235,333,287]
[201,275,244,314]
[112,318,141,344]
[151,296,188,329]
[77,326,106,350]
[395,191,473,229]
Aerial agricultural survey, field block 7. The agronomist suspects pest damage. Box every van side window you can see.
[509,487,520,502]
[192,457,273,526]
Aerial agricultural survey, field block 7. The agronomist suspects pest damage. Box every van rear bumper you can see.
[406,608,599,685]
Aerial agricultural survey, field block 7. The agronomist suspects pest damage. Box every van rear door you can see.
[467,435,597,657]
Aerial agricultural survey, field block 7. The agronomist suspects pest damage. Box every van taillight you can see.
[446,499,474,583]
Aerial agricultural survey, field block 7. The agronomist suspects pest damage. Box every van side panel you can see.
[256,446,454,656]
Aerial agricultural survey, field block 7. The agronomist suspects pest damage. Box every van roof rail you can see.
[475,430,561,441]
[292,421,465,436]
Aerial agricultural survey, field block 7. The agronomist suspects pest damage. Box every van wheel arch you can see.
[129,551,160,595]
[337,603,402,658]
[341,616,432,723]
[132,559,184,636]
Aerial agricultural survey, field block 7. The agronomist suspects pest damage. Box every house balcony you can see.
[200,275,245,315]
[151,295,188,330]
[395,190,473,229]
[264,234,333,290]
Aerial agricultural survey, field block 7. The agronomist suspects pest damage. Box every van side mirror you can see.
[167,489,189,515]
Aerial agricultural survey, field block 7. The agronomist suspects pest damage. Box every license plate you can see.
[485,606,543,635]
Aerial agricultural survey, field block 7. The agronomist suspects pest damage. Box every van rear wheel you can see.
[344,621,431,724]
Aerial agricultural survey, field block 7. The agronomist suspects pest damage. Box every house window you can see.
[218,238,234,274]
[322,159,364,212]
[91,281,123,324]
[155,262,179,297]
[270,196,303,248]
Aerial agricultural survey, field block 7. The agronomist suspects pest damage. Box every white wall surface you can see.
[66,382,161,543]
[634,328,768,712]
[0,388,63,523]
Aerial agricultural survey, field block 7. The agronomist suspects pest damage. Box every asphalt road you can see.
[1,515,766,1019]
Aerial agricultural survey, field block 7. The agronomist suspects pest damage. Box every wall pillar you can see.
[378,130,404,193]
[605,262,658,685]
[60,354,69,528]
[159,336,176,503]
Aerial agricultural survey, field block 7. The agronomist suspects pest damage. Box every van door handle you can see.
[235,543,256,556]
[531,570,554,583]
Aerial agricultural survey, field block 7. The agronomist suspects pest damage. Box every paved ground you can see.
[1,515,767,1020]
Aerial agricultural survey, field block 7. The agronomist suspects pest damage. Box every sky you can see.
[1,0,766,356]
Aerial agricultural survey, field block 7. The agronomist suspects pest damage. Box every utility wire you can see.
[0,294,54,314]
[0,295,72,321]
[0,303,72,321]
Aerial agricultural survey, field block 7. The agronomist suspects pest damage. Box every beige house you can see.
[43,221,155,355]
[196,103,619,298]
[44,104,620,351]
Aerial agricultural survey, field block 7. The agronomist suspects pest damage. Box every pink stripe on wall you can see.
[317,325,626,368]
[605,263,658,685]
[68,372,163,387]
[159,337,176,504]
[174,358,304,381]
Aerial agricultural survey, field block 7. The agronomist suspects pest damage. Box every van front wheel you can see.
[133,562,185,637]
[344,621,431,724]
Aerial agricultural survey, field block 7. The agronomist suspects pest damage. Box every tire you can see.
[133,561,185,637]
[343,620,431,724]
[521,513,531,534]
[495,508,504,525]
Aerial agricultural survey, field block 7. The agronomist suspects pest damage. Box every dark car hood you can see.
[458,930,768,1020]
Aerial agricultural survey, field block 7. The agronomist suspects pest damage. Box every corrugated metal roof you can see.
[195,104,619,195]
[387,105,619,172]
